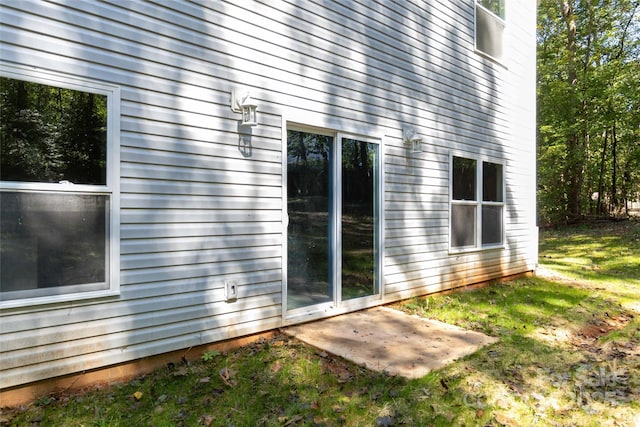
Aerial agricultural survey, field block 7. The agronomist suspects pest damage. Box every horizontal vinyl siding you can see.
[0,0,285,389]
[379,0,537,301]
[0,0,536,389]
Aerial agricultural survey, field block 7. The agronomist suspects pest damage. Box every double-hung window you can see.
[450,155,504,251]
[0,65,120,307]
[475,0,505,62]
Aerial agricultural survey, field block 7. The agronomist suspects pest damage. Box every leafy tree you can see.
[537,0,640,224]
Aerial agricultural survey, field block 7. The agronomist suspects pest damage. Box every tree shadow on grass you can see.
[397,276,640,425]
[539,221,640,282]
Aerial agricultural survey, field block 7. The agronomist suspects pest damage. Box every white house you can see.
[0,0,536,404]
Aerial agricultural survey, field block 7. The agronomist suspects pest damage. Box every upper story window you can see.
[475,0,505,62]
[0,64,120,307]
[450,155,504,251]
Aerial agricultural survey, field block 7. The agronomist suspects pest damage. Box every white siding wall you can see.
[0,0,536,389]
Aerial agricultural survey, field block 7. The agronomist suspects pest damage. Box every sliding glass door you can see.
[286,130,334,309]
[286,128,380,313]
[340,138,379,301]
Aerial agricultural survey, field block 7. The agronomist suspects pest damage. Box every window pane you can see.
[483,162,503,202]
[0,77,107,185]
[453,157,476,200]
[479,0,505,19]
[476,6,505,60]
[1,192,109,298]
[482,205,503,245]
[286,131,333,309]
[341,138,378,301]
[451,204,476,248]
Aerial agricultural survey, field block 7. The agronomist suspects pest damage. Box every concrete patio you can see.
[284,306,498,379]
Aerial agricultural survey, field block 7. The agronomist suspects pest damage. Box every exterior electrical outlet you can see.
[225,280,238,301]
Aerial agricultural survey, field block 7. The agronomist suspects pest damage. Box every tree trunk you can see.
[559,0,583,222]
[611,124,618,214]
[596,130,608,215]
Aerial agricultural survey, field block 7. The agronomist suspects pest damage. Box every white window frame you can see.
[474,0,506,63]
[449,153,505,253]
[0,63,120,308]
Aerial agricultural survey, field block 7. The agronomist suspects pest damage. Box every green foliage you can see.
[479,0,505,18]
[0,77,107,185]
[201,350,220,362]
[537,1,640,224]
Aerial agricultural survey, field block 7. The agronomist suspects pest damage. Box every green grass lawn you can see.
[3,221,639,426]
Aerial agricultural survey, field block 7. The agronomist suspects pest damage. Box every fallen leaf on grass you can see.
[219,367,236,386]
[280,415,304,426]
[173,367,189,377]
[198,414,214,426]
[494,411,523,427]
[270,360,282,373]
[132,391,143,401]
[323,359,353,383]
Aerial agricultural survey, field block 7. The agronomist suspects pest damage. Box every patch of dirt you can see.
[570,313,637,360]
[531,306,637,360]
[535,267,639,359]
[534,265,580,285]
[320,355,355,383]
[575,314,633,339]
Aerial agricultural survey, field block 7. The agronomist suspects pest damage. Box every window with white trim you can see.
[0,65,119,306]
[450,155,504,251]
[475,0,505,62]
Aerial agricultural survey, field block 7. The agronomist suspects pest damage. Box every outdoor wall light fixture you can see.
[230,89,258,127]
[403,128,423,153]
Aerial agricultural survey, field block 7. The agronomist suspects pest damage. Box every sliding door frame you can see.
[282,119,385,323]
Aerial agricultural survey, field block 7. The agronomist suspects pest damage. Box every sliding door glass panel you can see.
[287,130,333,310]
[341,138,378,300]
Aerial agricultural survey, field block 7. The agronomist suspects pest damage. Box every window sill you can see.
[474,49,508,69]
[449,244,505,255]
[0,289,120,310]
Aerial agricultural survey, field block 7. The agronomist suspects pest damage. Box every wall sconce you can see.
[231,89,258,127]
[403,128,423,153]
